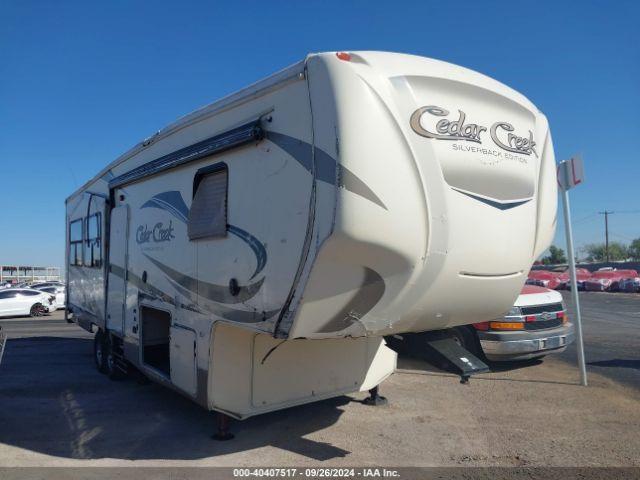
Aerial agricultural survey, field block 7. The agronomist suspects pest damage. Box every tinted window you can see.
[21,290,40,296]
[85,213,102,268]
[69,218,84,266]
[188,165,228,240]
[70,219,83,242]
[0,291,16,299]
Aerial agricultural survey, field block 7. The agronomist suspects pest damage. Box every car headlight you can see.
[506,306,521,316]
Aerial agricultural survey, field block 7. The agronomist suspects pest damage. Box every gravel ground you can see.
[0,293,638,468]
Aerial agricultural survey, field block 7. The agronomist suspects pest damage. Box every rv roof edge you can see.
[66,59,307,203]
[108,119,264,189]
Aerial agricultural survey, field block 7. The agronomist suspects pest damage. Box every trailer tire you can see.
[105,336,126,381]
[94,330,108,374]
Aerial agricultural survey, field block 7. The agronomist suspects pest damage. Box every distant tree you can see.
[583,242,629,262]
[629,238,640,261]
[541,245,567,265]
[583,243,605,262]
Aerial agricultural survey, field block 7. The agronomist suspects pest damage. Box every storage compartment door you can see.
[106,205,129,334]
[170,325,197,396]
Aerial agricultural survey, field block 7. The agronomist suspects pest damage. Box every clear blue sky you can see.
[1,0,639,268]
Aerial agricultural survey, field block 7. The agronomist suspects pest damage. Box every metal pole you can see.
[598,211,614,263]
[604,211,609,262]
[562,188,587,386]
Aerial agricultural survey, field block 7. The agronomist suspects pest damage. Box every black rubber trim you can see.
[109,120,263,189]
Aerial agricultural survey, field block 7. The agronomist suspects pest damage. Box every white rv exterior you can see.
[66,51,557,419]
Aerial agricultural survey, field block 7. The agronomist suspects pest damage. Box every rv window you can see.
[85,213,102,268]
[188,165,228,240]
[69,218,84,266]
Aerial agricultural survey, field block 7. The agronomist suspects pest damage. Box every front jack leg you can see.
[363,386,388,406]
[212,412,234,441]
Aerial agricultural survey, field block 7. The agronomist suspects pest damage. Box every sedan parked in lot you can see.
[28,281,65,290]
[558,267,592,290]
[619,275,640,293]
[0,289,54,317]
[526,270,562,290]
[36,286,66,310]
[584,269,639,292]
[387,285,574,363]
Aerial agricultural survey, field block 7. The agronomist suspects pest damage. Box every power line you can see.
[610,232,637,242]
[573,213,599,225]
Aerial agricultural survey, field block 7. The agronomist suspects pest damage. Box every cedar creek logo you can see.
[136,221,175,244]
[410,105,538,157]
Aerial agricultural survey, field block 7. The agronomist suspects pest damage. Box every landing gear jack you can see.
[212,412,234,441]
[363,386,388,406]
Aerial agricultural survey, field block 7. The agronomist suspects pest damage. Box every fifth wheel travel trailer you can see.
[65,51,557,437]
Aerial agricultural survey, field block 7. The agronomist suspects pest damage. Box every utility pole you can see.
[598,211,614,262]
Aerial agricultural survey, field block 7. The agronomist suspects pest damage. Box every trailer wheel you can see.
[94,330,108,374]
[105,336,126,381]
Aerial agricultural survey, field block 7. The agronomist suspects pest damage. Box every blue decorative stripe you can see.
[141,190,267,279]
[452,188,531,210]
[266,131,387,210]
[141,191,189,222]
[228,225,267,279]
[144,253,264,305]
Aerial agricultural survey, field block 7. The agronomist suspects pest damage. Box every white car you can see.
[472,285,574,361]
[28,281,64,290]
[36,286,66,310]
[0,288,54,317]
[388,285,574,362]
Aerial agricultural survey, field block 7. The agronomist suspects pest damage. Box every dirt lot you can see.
[0,292,638,468]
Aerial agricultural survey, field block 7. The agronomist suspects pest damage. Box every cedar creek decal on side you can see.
[410,105,538,157]
[136,221,175,244]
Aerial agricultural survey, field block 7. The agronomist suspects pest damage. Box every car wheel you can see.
[29,303,45,317]
[94,330,108,374]
[105,335,126,381]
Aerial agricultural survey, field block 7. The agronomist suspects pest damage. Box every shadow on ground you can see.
[588,359,640,370]
[0,337,351,461]
[392,341,543,374]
